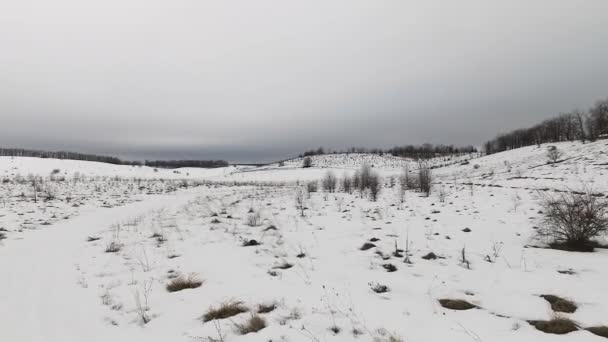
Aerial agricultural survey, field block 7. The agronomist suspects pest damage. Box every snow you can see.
[1,143,607,341]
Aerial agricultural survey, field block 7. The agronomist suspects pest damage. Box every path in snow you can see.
[0,189,200,342]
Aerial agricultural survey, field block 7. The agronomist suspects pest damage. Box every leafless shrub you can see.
[546,146,563,164]
[246,211,262,227]
[539,189,608,251]
[302,157,312,168]
[306,181,318,193]
[295,188,306,217]
[418,161,432,196]
[342,174,352,194]
[322,171,337,193]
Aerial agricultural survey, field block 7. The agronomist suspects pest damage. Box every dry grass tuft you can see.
[587,326,608,338]
[540,295,577,313]
[166,274,203,292]
[360,242,376,251]
[105,241,123,253]
[257,303,277,314]
[235,314,267,335]
[529,317,578,335]
[203,301,248,322]
[438,299,477,310]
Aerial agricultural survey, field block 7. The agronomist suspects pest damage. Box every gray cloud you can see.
[2,0,608,162]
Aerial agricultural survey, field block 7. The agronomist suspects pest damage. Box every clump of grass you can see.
[243,239,260,247]
[382,263,397,272]
[235,314,267,335]
[371,283,390,294]
[257,303,276,314]
[421,252,438,260]
[105,241,123,253]
[87,236,101,242]
[438,299,477,310]
[273,261,293,270]
[360,242,376,251]
[540,295,577,313]
[166,274,203,292]
[203,301,248,322]
[587,326,608,338]
[529,317,578,335]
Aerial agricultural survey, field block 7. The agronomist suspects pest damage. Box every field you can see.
[1,141,608,342]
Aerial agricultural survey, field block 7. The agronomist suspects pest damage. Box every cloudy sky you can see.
[2,0,608,162]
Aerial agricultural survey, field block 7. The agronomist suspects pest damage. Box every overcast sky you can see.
[2,1,608,162]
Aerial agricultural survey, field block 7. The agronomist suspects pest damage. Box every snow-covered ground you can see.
[1,143,607,341]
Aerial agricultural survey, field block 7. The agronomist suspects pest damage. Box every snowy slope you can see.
[0,156,243,180]
[1,142,608,342]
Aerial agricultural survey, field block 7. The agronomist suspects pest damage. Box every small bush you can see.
[322,171,337,193]
[203,301,248,322]
[587,326,608,338]
[302,157,312,168]
[529,317,578,335]
[438,299,477,310]
[235,314,267,334]
[306,181,318,193]
[105,242,123,253]
[539,189,608,251]
[540,295,577,313]
[166,274,203,292]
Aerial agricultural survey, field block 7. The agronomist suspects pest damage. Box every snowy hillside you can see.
[434,140,608,193]
[0,156,243,181]
[1,142,608,342]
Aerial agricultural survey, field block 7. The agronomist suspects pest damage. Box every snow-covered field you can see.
[1,143,608,342]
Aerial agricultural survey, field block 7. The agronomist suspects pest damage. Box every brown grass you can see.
[529,317,578,335]
[203,301,248,322]
[235,314,267,334]
[587,326,608,338]
[540,295,577,313]
[438,299,477,310]
[166,274,203,292]
[257,303,277,314]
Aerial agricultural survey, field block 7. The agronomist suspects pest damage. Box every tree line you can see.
[144,160,229,169]
[0,148,229,168]
[484,96,608,154]
[299,144,477,160]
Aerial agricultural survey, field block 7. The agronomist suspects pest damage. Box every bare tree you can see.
[302,157,312,168]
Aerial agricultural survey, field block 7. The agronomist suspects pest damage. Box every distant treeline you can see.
[0,148,229,169]
[484,96,608,154]
[299,144,478,160]
[144,160,229,169]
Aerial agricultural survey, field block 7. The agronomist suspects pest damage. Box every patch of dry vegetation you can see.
[529,317,578,335]
[235,315,267,335]
[540,294,577,313]
[203,301,248,322]
[166,274,203,292]
[438,299,477,310]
